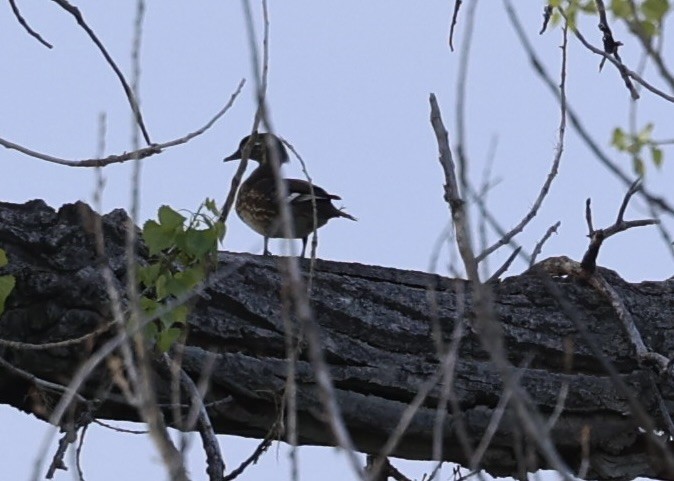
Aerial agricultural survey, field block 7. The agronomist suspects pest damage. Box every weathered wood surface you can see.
[1,199,673,480]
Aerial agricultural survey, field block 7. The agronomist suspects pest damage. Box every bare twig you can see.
[584,198,594,233]
[503,0,674,218]
[173,359,225,481]
[0,356,88,403]
[487,246,522,282]
[539,5,553,35]
[8,0,53,48]
[430,93,479,281]
[281,138,319,282]
[566,15,674,102]
[580,178,658,273]
[222,431,276,481]
[46,426,77,479]
[50,0,152,144]
[0,320,114,350]
[455,0,479,196]
[594,0,623,72]
[529,221,561,267]
[74,422,88,481]
[621,0,674,91]
[476,15,567,264]
[448,0,463,51]
[0,79,245,168]
[93,420,147,434]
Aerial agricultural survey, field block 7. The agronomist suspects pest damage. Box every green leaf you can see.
[183,228,218,258]
[144,321,159,340]
[580,0,597,13]
[140,295,159,313]
[165,267,203,297]
[611,127,627,150]
[160,305,189,329]
[0,275,15,313]
[204,198,219,216]
[611,0,631,18]
[156,327,183,352]
[156,274,168,301]
[0,249,8,268]
[143,220,175,255]
[651,145,664,168]
[641,0,670,23]
[158,205,186,231]
[638,122,654,143]
[138,263,161,288]
[636,19,658,38]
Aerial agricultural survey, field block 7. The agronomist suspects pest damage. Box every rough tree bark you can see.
[1,200,673,481]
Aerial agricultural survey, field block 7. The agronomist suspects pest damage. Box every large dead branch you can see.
[1,200,674,480]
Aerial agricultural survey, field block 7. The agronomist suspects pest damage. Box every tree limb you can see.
[1,200,674,480]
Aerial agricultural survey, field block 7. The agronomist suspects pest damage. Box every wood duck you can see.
[223,133,356,257]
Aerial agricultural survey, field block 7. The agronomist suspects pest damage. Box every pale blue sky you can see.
[1,1,673,480]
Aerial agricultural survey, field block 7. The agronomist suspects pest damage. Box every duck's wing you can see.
[284,178,341,203]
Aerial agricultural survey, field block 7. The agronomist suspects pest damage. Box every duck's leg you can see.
[300,237,308,258]
[263,237,272,256]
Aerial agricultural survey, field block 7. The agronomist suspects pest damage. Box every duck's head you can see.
[223,132,289,165]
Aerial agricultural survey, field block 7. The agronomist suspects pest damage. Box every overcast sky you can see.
[1,1,673,480]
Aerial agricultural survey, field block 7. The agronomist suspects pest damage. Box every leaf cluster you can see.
[139,200,224,351]
[611,123,664,176]
[0,249,15,314]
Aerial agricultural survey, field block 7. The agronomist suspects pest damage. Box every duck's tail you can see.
[337,207,357,222]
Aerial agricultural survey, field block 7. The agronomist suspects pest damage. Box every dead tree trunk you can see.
[0,200,673,480]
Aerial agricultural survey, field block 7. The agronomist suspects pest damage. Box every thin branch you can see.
[455,0,479,196]
[622,0,674,91]
[585,198,594,233]
[46,426,78,479]
[429,93,479,282]
[50,0,152,145]
[222,429,276,481]
[568,17,674,102]
[74,422,89,481]
[0,320,114,350]
[448,0,463,51]
[8,0,53,48]
[616,177,641,223]
[487,246,521,283]
[281,139,319,283]
[580,178,658,273]
[539,5,553,35]
[529,221,561,267]
[174,360,225,481]
[476,15,567,264]
[0,356,88,403]
[503,0,674,218]
[0,78,245,168]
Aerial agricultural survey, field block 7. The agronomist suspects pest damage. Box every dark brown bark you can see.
[1,200,673,480]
